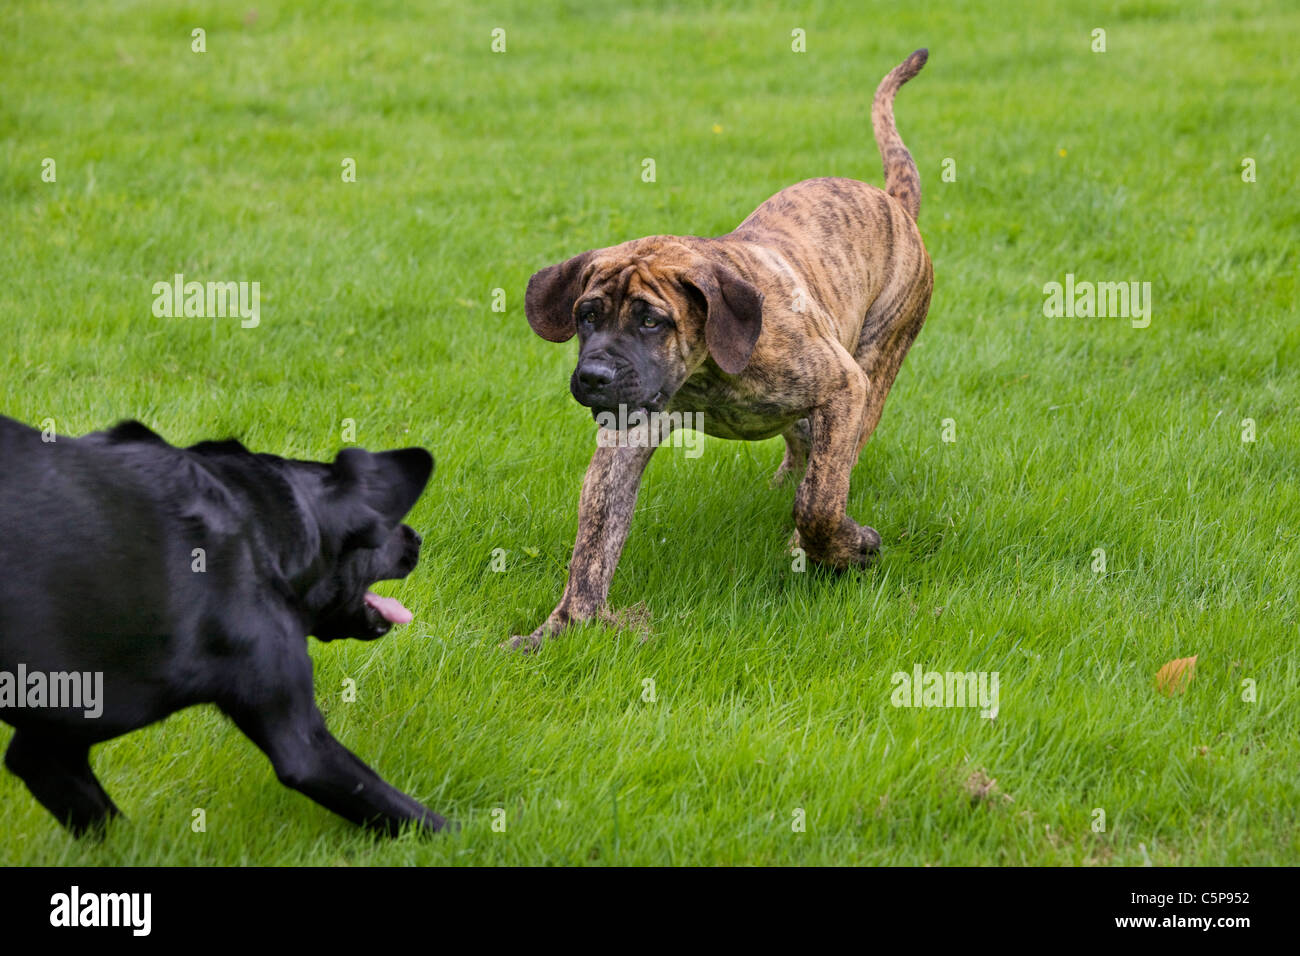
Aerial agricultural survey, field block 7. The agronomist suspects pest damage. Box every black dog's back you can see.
[0,417,182,733]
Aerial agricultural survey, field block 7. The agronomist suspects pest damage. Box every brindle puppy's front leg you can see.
[791,353,880,568]
[508,425,667,651]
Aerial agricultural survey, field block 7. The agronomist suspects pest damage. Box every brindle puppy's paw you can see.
[855,523,883,562]
[770,461,800,488]
[799,517,881,569]
[501,629,545,653]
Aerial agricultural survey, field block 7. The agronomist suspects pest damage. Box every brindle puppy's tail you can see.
[871,48,928,221]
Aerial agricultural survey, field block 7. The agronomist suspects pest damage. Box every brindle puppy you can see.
[516,50,933,650]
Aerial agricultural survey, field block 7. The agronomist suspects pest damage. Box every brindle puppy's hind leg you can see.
[852,225,934,459]
[770,418,810,487]
[792,349,880,568]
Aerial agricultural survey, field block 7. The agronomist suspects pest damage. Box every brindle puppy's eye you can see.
[641,315,659,329]
[577,304,600,325]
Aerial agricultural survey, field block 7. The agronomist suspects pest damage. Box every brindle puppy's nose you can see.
[578,360,617,391]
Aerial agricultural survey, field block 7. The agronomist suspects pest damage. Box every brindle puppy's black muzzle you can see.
[571,338,669,420]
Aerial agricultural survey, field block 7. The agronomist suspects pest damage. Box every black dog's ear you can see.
[525,251,594,343]
[104,420,166,445]
[684,263,765,375]
[331,447,434,547]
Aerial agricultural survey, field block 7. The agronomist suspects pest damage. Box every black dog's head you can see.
[285,446,434,642]
[524,237,764,420]
[171,432,434,643]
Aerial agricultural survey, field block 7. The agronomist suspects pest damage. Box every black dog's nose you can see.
[577,361,617,391]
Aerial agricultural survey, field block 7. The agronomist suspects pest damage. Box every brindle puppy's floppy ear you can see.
[684,262,765,375]
[525,251,594,342]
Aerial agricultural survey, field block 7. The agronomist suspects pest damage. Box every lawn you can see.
[0,0,1296,865]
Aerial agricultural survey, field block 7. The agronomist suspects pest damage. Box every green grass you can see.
[1,0,1297,865]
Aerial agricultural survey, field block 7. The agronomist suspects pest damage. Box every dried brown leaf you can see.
[1156,655,1197,695]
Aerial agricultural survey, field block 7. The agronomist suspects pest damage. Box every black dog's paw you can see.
[65,807,123,842]
[421,811,455,835]
[369,809,454,838]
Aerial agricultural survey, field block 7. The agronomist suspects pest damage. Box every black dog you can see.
[0,415,447,836]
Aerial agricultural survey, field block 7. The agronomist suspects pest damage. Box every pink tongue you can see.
[365,592,413,625]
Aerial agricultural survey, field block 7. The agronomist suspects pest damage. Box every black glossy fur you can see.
[0,415,446,836]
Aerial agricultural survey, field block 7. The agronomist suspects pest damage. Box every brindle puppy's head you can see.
[525,238,764,418]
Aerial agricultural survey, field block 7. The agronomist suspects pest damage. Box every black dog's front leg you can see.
[4,729,122,836]
[220,651,448,836]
